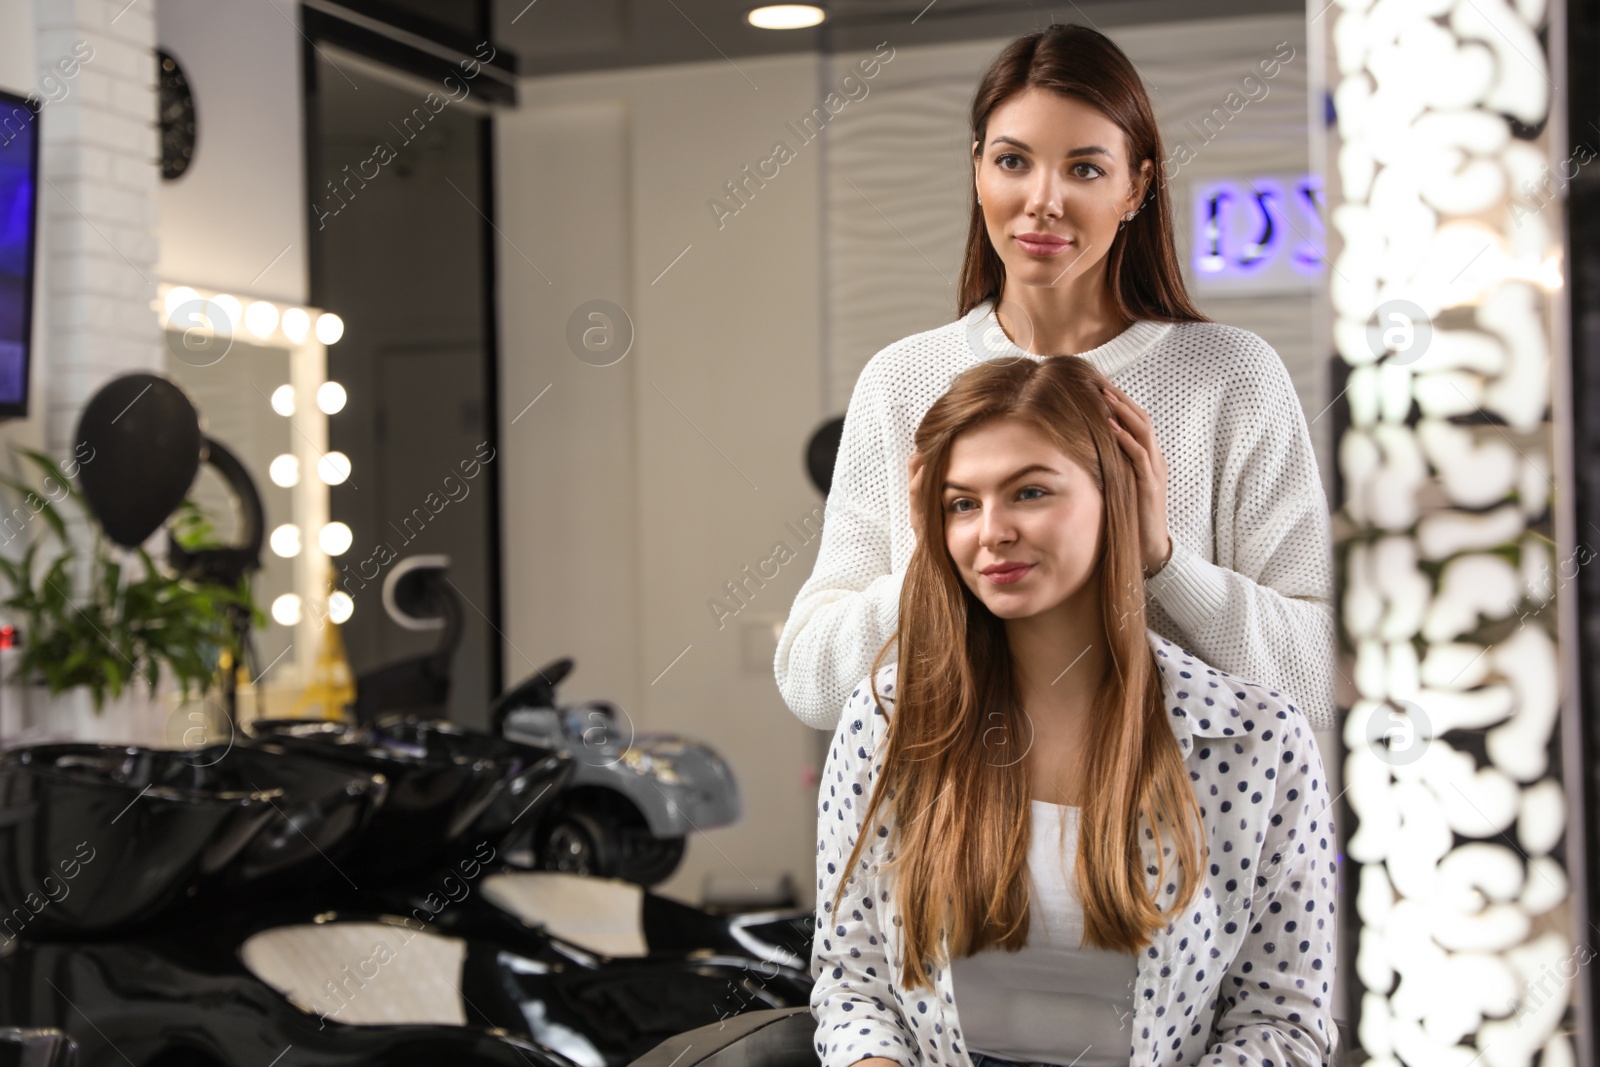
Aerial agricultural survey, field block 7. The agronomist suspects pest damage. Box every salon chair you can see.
[629,1007,1355,1067]
[0,1027,77,1066]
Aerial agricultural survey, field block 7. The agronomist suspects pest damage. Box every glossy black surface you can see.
[192,741,387,893]
[0,717,798,1067]
[244,718,568,882]
[0,934,563,1067]
[0,744,276,938]
[0,869,813,1067]
[0,742,388,939]
[0,1027,78,1067]
[367,718,567,846]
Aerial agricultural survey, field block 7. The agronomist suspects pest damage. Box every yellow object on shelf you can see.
[288,616,356,721]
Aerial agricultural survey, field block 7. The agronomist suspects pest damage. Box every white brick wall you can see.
[33,0,161,455]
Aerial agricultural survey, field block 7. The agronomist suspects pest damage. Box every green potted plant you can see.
[0,446,259,746]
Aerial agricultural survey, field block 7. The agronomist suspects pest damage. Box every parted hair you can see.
[958,23,1207,326]
[832,354,1204,988]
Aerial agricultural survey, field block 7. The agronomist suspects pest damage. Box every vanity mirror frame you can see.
[155,282,346,714]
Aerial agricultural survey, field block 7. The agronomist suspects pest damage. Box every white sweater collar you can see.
[962,299,1173,378]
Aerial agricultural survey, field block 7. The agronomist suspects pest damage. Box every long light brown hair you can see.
[958,24,1207,325]
[833,355,1203,988]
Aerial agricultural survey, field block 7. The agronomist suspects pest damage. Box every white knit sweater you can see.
[774,299,1338,731]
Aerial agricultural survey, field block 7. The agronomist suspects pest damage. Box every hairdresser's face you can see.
[941,419,1102,621]
[972,88,1151,289]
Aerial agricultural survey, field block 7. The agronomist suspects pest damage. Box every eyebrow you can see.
[943,464,1061,493]
[988,135,1113,159]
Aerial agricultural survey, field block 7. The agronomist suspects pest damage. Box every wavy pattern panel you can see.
[1324,1,1579,1063]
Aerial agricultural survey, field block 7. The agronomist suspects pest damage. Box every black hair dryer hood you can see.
[73,373,203,548]
[806,415,844,497]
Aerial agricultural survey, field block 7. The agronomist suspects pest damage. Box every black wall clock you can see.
[157,49,196,181]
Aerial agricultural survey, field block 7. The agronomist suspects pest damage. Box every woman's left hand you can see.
[1099,379,1173,576]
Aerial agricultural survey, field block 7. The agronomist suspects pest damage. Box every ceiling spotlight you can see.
[747,4,825,29]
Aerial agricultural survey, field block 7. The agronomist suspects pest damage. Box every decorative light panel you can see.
[1325,1,1583,1065]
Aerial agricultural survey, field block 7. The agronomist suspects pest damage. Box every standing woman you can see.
[775,23,1335,731]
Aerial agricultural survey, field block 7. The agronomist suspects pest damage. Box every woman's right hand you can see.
[907,450,927,543]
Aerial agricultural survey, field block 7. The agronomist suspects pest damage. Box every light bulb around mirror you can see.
[315,313,345,345]
[317,451,351,486]
[163,286,198,321]
[246,301,280,339]
[271,593,302,626]
[317,381,347,414]
[281,307,310,344]
[319,521,353,556]
[269,453,299,488]
[211,294,242,331]
[269,524,301,558]
[328,592,354,624]
[270,384,295,416]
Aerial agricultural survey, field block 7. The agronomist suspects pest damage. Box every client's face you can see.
[940,418,1102,620]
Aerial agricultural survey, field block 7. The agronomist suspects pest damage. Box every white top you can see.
[948,801,1135,1067]
[775,299,1337,731]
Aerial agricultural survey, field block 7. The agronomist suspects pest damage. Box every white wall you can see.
[0,0,35,93]
[496,53,827,904]
[154,0,306,303]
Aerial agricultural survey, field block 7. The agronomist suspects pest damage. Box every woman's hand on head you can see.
[1098,380,1173,576]
[908,450,927,544]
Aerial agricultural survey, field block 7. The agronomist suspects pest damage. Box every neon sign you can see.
[1189,173,1324,293]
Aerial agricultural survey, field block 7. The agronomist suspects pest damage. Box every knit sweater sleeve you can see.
[775,356,904,731]
[1142,333,1339,730]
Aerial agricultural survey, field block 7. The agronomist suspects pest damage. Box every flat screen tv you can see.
[0,87,38,420]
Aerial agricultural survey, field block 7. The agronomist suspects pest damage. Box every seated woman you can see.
[811,354,1337,1067]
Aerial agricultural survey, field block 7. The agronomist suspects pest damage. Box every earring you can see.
[977,195,983,205]
[1124,210,1136,221]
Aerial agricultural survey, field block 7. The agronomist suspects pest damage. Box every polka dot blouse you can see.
[775,300,1339,733]
[810,630,1339,1067]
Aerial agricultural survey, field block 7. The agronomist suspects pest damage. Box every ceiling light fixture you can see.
[747,4,826,29]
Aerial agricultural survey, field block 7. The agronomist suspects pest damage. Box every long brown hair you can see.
[958,24,1207,324]
[833,355,1203,988]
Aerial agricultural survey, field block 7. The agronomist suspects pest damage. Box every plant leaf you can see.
[0,476,67,544]
[13,447,80,501]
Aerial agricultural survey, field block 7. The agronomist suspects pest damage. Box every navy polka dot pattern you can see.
[809,629,1338,1067]
[775,300,1339,734]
